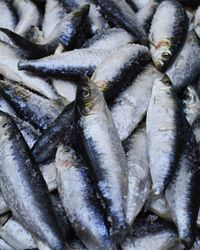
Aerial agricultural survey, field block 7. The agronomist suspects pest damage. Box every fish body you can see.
[194,6,200,39]
[146,75,183,194]
[56,144,112,250]
[93,0,148,44]
[0,111,67,249]
[165,121,200,248]
[124,124,151,225]
[149,0,188,71]
[110,64,161,141]
[77,77,128,240]
[166,31,200,94]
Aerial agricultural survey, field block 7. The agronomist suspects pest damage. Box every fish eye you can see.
[80,87,90,98]
[162,75,172,86]
[162,52,171,61]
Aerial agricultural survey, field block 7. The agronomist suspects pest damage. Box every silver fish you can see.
[194,6,200,39]
[77,77,128,241]
[124,123,151,226]
[110,63,161,141]
[146,75,183,195]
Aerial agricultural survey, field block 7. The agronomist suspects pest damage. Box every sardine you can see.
[0,5,90,59]
[92,44,150,102]
[0,237,14,250]
[0,41,58,99]
[121,217,178,250]
[56,144,112,250]
[182,85,200,125]
[93,0,148,44]
[110,64,161,141]
[42,0,68,40]
[13,0,40,37]
[0,217,37,249]
[64,0,109,35]
[146,75,183,194]
[166,31,200,94]
[126,0,150,11]
[165,121,200,248]
[136,0,159,35]
[0,79,65,130]
[149,0,188,71]
[18,48,109,78]
[32,101,76,164]
[82,28,134,52]
[124,123,151,226]
[77,77,128,240]
[40,162,57,192]
[194,6,200,39]
[0,111,67,249]
[0,1,17,43]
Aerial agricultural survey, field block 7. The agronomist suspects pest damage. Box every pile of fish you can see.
[0,0,200,249]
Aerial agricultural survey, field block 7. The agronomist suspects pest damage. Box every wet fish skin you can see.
[0,217,37,249]
[0,40,58,99]
[121,217,178,250]
[165,120,200,249]
[13,0,40,37]
[0,79,64,131]
[136,0,159,35]
[82,28,134,52]
[63,0,109,35]
[126,0,150,11]
[93,0,148,45]
[18,48,109,78]
[92,44,151,102]
[77,77,128,241]
[149,0,188,71]
[0,5,90,59]
[194,6,200,39]
[110,63,161,141]
[182,85,200,126]
[42,0,68,40]
[166,31,200,95]
[0,111,67,250]
[56,144,112,250]
[0,1,17,43]
[0,237,14,250]
[124,123,151,226]
[146,75,184,195]
[32,101,76,164]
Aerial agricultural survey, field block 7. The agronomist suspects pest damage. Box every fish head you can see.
[151,39,172,71]
[76,76,103,116]
[182,85,200,125]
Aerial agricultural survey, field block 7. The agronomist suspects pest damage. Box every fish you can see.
[82,28,135,52]
[110,63,161,141]
[13,0,40,37]
[76,77,128,241]
[0,5,90,59]
[0,111,68,249]
[0,40,58,99]
[93,0,148,45]
[40,162,57,192]
[136,0,159,35]
[0,1,17,43]
[121,216,179,250]
[166,31,200,94]
[182,85,200,126]
[165,120,200,248]
[194,6,200,39]
[124,123,151,226]
[149,0,188,71]
[92,44,150,102]
[18,48,109,78]
[0,79,65,131]
[146,75,184,195]
[56,144,112,250]
[32,101,76,164]
[126,0,150,11]
[0,237,14,250]
[42,0,68,40]
[63,0,109,35]
[0,217,37,249]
